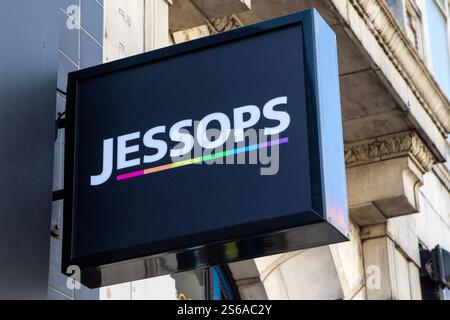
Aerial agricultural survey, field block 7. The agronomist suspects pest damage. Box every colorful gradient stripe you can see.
[116,137,289,181]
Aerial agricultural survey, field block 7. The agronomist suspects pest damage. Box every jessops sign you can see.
[63,9,349,288]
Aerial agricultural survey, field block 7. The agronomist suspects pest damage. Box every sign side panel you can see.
[313,11,349,238]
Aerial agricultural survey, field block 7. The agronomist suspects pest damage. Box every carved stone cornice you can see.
[345,131,436,172]
[209,14,243,33]
[345,0,450,135]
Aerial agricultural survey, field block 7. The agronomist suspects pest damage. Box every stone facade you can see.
[50,0,450,300]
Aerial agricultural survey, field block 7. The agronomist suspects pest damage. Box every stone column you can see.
[345,131,436,300]
[360,223,422,300]
[345,131,435,225]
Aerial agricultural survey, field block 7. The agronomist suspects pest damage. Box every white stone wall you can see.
[413,170,450,251]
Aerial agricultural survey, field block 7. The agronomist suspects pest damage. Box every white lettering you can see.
[117,132,141,170]
[263,96,290,136]
[233,105,261,142]
[197,112,231,149]
[143,126,167,163]
[90,138,113,186]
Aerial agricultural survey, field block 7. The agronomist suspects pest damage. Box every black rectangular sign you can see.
[63,9,349,288]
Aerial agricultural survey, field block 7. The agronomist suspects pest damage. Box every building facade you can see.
[1,0,449,300]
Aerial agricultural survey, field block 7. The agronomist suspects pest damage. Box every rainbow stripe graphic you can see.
[116,137,289,181]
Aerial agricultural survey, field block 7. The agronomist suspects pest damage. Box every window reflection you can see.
[171,266,237,300]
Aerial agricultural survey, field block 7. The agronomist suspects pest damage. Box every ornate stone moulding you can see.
[346,0,450,136]
[345,131,436,173]
[209,14,243,33]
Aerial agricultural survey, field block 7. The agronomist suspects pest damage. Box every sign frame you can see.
[63,9,349,288]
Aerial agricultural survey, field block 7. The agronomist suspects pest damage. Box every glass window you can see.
[406,0,425,57]
[386,0,399,12]
[426,0,450,98]
[172,266,238,300]
[386,0,404,22]
[386,1,426,58]
[442,287,450,300]
[210,266,238,300]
